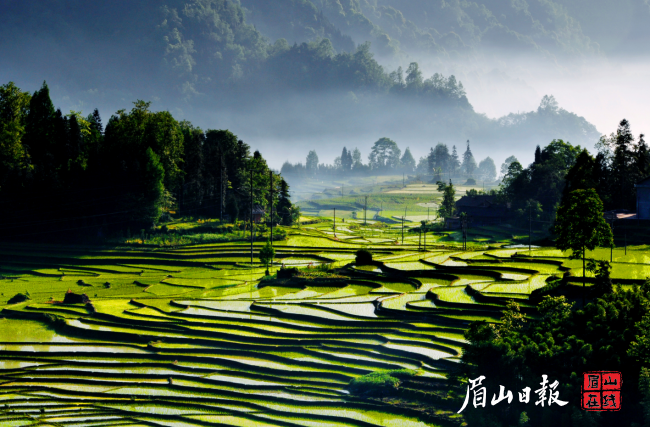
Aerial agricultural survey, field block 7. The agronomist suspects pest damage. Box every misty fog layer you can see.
[1,0,648,169]
[447,56,650,146]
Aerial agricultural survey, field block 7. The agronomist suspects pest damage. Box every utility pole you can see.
[269,170,273,248]
[220,154,224,222]
[610,225,613,262]
[333,208,336,237]
[401,215,405,245]
[423,221,427,251]
[460,213,468,251]
[529,203,532,254]
[364,196,368,225]
[428,207,430,221]
[606,213,615,262]
[250,169,254,266]
[403,173,405,188]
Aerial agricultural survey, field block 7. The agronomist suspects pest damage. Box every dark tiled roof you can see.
[461,206,507,217]
[456,195,500,208]
[456,195,508,219]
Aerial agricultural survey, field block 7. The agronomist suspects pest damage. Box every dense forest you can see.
[0,0,603,154]
[0,81,296,239]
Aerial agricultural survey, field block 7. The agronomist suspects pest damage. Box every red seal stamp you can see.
[582,371,621,411]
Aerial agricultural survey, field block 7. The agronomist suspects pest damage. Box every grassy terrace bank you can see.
[0,222,646,427]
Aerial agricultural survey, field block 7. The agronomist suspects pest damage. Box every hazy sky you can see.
[464,58,650,142]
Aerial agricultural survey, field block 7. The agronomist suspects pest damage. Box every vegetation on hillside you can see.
[0,81,296,239]
[0,1,601,148]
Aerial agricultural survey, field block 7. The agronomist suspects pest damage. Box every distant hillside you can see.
[241,0,650,60]
[0,0,602,157]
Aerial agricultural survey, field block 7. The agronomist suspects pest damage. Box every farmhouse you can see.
[252,204,265,223]
[454,194,509,226]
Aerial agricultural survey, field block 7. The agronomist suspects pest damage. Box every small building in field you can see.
[636,177,650,219]
[252,205,265,223]
[455,195,509,226]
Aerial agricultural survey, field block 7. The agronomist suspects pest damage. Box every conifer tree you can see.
[450,145,460,174]
[141,147,165,224]
[24,81,55,174]
[341,147,353,172]
[534,145,542,164]
[352,147,362,165]
[0,82,30,188]
[438,181,456,219]
[400,147,416,172]
[277,178,295,225]
[306,150,319,174]
[611,119,636,209]
[461,140,477,177]
[636,134,650,180]
[90,108,103,134]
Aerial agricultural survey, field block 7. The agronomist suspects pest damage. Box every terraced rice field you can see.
[0,229,645,426]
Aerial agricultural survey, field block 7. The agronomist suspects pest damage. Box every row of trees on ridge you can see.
[282,138,498,181]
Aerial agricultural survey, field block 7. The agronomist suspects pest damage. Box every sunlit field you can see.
[0,212,645,427]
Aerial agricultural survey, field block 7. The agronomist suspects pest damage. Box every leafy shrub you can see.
[355,249,373,265]
[587,259,613,296]
[348,369,417,397]
[464,178,477,185]
[259,240,275,275]
[7,293,30,304]
[273,228,288,240]
[42,313,66,327]
[277,267,298,279]
[315,263,332,272]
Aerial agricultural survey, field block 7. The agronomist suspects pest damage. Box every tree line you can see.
[281,138,497,181]
[0,81,296,240]
[499,119,649,225]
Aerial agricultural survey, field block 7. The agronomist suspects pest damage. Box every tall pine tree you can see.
[450,145,460,174]
[24,81,55,180]
[277,178,295,225]
[534,145,542,164]
[461,140,477,177]
[401,147,416,172]
[611,119,636,209]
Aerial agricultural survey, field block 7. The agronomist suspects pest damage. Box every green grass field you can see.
[0,216,647,427]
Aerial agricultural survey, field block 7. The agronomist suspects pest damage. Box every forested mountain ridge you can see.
[0,0,602,160]
[241,0,650,60]
[0,0,468,101]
